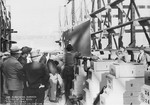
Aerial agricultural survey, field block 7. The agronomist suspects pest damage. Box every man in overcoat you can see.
[17,50,49,105]
[2,46,23,105]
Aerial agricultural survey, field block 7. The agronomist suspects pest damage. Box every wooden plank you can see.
[126,47,139,51]
[9,40,17,44]
[91,17,150,35]
[125,29,150,33]
[1,37,17,43]
[111,5,150,9]
[90,0,125,17]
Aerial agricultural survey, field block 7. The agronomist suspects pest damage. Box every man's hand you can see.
[39,84,45,88]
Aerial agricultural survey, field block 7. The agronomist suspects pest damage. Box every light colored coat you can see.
[49,73,63,101]
[137,53,147,65]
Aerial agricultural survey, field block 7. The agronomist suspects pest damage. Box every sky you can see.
[5,0,150,51]
[6,0,66,51]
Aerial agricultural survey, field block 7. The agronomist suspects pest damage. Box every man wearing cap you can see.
[17,50,49,104]
[62,44,80,100]
[18,46,32,66]
[2,46,23,104]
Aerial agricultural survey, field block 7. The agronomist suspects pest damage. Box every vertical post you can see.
[97,0,102,49]
[0,1,2,103]
[91,0,96,32]
[130,0,135,47]
[3,7,7,51]
[91,0,98,50]
[105,0,112,49]
[118,2,123,48]
[0,1,1,51]
[72,0,75,26]
[97,0,101,30]
[130,0,135,61]
[8,6,11,49]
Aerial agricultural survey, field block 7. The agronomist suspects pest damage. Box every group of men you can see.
[0,44,79,105]
[0,46,50,105]
[115,46,149,65]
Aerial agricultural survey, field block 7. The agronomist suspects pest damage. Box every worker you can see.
[2,46,23,105]
[47,59,63,102]
[62,44,80,101]
[137,46,147,65]
[115,47,130,63]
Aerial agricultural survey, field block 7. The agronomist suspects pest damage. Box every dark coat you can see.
[39,55,47,64]
[18,62,49,89]
[18,56,27,66]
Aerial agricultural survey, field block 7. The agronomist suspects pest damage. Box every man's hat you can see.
[10,46,22,54]
[21,46,32,54]
[30,50,41,58]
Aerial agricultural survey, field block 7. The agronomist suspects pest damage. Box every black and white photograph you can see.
[0,0,150,105]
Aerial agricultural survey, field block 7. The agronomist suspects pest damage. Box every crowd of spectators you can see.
[0,44,79,105]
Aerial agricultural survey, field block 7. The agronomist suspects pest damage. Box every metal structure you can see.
[0,0,16,52]
[90,0,150,52]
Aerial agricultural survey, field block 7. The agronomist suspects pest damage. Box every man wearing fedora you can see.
[18,46,32,66]
[17,50,49,105]
[2,46,23,105]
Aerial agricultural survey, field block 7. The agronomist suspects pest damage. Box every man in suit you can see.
[2,46,23,105]
[17,50,49,105]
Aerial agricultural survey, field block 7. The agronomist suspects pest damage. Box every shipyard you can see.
[0,0,150,105]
